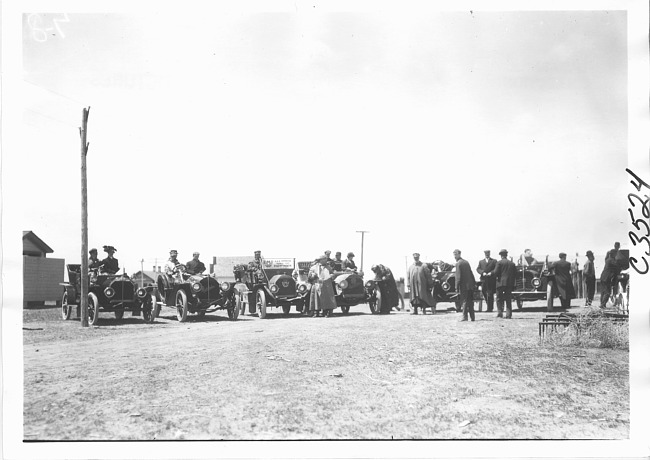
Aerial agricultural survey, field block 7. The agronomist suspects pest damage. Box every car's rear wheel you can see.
[256,290,267,319]
[282,305,291,316]
[61,291,72,320]
[176,290,189,322]
[341,306,350,315]
[88,292,100,326]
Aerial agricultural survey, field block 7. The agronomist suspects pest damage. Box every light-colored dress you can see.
[308,263,337,311]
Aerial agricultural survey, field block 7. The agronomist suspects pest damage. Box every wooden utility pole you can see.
[356,230,369,273]
[80,107,90,327]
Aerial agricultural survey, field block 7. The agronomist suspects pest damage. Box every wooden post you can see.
[80,107,91,327]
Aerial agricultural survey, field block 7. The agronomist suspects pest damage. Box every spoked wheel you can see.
[61,291,73,320]
[341,306,350,315]
[256,290,267,319]
[114,310,124,320]
[369,290,381,314]
[516,299,524,310]
[88,292,100,326]
[282,305,291,316]
[176,290,189,322]
[227,304,240,320]
[142,293,157,323]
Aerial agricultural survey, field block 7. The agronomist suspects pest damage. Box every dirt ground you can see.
[23,299,629,440]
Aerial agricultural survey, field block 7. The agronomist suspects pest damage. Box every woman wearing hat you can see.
[100,245,119,274]
[307,255,337,317]
[343,252,357,271]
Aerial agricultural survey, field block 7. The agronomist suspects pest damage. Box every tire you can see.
[88,292,100,326]
[61,291,72,320]
[114,310,124,320]
[341,306,350,315]
[236,294,246,316]
[369,289,382,315]
[227,305,240,320]
[282,305,291,316]
[516,299,523,310]
[256,290,267,319]
[142,293,157,323]
[176,290,189,322]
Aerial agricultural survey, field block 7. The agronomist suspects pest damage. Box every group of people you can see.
[87,245,119,275]
[164,250,207,279]
[407,244,626,322]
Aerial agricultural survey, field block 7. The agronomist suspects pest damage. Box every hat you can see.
[193,252,200,256]
[324,250,331,255]
[484,249,491,254]
[499,249,508,255]
[103,245,116,253]
[335,251,341,256]
[254,250,261,254]
[453,249,461,254]
[586,250,594,257]
[316,254,328,262]
[413,252,420,257]
[170,249,178,255]
[89,248,97,254]
[559,252,567,258]
[347,252,355,257]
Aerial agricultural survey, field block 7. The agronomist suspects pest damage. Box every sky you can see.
[8,7,633,279]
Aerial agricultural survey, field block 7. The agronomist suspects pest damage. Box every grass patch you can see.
[544,308,628,350]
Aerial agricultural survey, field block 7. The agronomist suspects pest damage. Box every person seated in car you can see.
[332,252,344,272]
[100,245,119,274]
[343,252,357,271]
[520,249,539,266]
[248,250,267,284]
[185,252,206,275]
[165,250,184,280]
[88,248,102,270]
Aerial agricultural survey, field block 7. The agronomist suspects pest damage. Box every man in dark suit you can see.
[552,252,575,308]
[453,249,476,322]
[476,249,497,312]
[599,249,620,308]
[494,249,516,319]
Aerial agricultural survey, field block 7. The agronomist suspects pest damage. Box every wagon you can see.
[155,264,238,322]
[233,258,306,318]
[60,264,157,326]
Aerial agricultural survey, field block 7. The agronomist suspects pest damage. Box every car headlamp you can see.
[339,279,349,289]
[441,282,450,292]
[365,281,374,288]
[192,282,202,292]
[136,288,147,298]
[531,277,541,288]
[270,284,279,293]
[220,282,231,291]
[104,287,115,298]
[298,284,307,293]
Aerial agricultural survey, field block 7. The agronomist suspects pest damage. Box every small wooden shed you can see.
[23,231,64,307]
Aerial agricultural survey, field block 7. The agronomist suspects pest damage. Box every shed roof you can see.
[22,231,54,254]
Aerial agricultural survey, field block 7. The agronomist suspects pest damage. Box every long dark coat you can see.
[374,265,399,313]
[407,262,435,307]
[494,258,516,288]
[476,257,497,291]
[455,258,476,291]
[552,259,575,299]
[599,256,620,288]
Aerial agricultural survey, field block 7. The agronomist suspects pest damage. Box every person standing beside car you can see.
[599,249,620,308]
[185,252,206,275]
[551,252,575,308]
[308,255,337,317]
[583,250,596,307]
[453,249,476,322]
[476,249,497,313]
[370,264,400,314]
[494,249,516,319]
[407,252,435,315]
[101,245,119,274]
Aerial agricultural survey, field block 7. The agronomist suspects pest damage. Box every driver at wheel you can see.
[165,250,184,281]
[185,252,206,275]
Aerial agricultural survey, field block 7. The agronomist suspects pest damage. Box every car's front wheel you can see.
[142,293,157,323]
[369,290,381,314]
[256,290,267,319]
[61,291,72,320]
[88,292,100,326]
[176,290,189,322]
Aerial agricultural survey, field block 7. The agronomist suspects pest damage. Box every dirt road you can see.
[23,302,629,440]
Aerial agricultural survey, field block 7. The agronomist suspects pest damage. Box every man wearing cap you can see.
[332,252,344,272]
[164,250,182,277]
[100,245,119,274]
[343,252,357,271]
[453,249,476,321]
[185,252,206,275]
[494,249,516,318]
[248,250,267,284]
[551,252,575,308]
[88,248,102,270]
[476,250,497,313]
[583,250,596,307]
[407,253,435,314]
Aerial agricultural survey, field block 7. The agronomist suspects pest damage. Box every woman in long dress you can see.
[308,255,337,317]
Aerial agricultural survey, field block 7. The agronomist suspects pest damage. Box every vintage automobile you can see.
[512,258,552,309]
[60,264,157,325]
[233,258,306,318]
[426,260,482,311]
[155,264,237,322]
